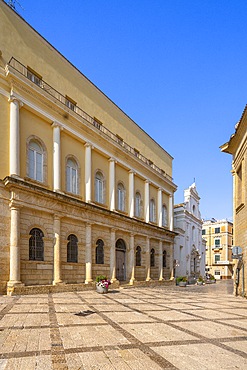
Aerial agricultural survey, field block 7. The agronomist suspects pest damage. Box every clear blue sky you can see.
[9,0,247,221]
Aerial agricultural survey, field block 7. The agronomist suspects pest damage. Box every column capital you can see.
[8,95,23,108]
[109,157,117,163]
[145,179,150,184]
[52,121,63,130]
[84,142,94,149]
[129,169,135,175]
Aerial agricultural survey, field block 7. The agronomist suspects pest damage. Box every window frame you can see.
[96,239,104,264]
[29,228,44,261]
[66,157,79,195]
[28,138,44,183]
[150,248,155,267]
[95,170,104,204]
[149,198,156,223]
[136,246,141,266]
[117,182,125,212]
[67,234,78,263]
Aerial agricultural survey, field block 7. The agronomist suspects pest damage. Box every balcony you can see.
[7,57,173,183]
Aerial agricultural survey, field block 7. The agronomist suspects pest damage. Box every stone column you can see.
[158,188,162,227]
[159,240,163,280]
[52,122,62,192]
[145,180,150,223]
[7,204,23,289]
[146,236,151,281]
[169,194,174,231]
[85,223,93,283]
[109,158,115,211]
[169,244,174,280]
[110,228,116,282]
[53,215,62,285]
[129,170,135,218]
[85,143,92,202]
[129,233,135,284]
[9,96,23,177]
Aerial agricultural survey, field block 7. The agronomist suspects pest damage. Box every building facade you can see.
[173,183,206,279]
[0,1,177,295]
[221,106,247,296]
[203,219,233,280]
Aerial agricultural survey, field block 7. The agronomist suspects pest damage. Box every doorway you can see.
[116,239,126,281]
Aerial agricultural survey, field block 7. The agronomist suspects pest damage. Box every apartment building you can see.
[203,219,233,280]
[221,106,247,297]
[0,1,177,295]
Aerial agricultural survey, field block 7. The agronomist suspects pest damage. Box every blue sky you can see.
[10,0,247,220]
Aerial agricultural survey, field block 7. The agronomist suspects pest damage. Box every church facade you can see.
[0,1,177,295]
[173,183,206,279]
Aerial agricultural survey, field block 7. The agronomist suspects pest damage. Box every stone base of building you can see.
[5,279,175,296]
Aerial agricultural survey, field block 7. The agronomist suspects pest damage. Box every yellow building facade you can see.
[0,1,177,295]
[203,219,233,280]
[221,106,247,297]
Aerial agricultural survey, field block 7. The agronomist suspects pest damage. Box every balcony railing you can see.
[7,57,173,182]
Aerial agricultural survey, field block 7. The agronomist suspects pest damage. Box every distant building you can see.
[221,106,247,297]
[203,219,233,280]
[174,183,206,279]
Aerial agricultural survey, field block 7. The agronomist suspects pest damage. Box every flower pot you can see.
[197,281,203,286]
[96,285,108,294]
[178,281,187,287]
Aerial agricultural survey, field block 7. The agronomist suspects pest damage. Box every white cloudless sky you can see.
[8,0,247,220]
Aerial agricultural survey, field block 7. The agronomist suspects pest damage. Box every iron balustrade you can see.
[7,57,173,182]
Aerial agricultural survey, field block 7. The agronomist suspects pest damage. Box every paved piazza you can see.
[0,281,247,369]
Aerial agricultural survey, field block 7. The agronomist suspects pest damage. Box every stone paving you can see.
[0,281,247,369]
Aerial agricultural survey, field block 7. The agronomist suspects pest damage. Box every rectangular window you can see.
[214,239,220,247]
[202,229,205,235]
[65,96,76,111]
[215,254,220,263]
[215,270,221,275]
[215,227,220,233]
[27,67,42,86]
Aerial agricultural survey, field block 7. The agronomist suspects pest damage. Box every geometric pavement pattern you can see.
[0,281,247,369]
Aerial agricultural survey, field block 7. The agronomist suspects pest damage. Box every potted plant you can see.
[176,276,187,287]
[95,275,111,294]
[197,275,204,285]
[209,275,216,283]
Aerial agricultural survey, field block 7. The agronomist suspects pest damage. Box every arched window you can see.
[95,171,104,204]
[29,228,44,261]
[192,226,195,241]
[136,246,141,266]
[96,239,104,264]
[149,199,156,222]
[67,234,78,263]
[162,205,168,227]
[192,205,196,215]
[135,192,141,218]
[163,250,167,268]
[66,158,78,194]
[117,182,125,212]
[150,248,155,267]
[28,140,43,182]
